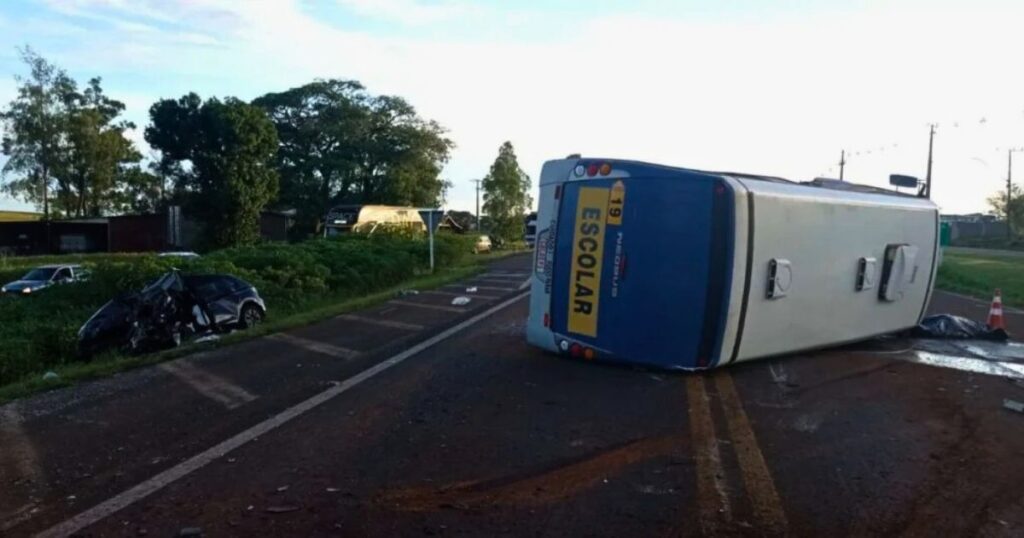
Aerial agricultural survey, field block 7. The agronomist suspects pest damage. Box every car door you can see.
[188,276,239,325]
[52,267,73,284]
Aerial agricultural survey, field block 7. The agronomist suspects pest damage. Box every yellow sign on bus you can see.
[607,180,625,226]
[567,187,609,337]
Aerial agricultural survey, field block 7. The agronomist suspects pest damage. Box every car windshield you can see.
[22,268,56,281]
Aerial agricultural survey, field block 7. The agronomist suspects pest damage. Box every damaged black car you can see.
[77,271,266,358]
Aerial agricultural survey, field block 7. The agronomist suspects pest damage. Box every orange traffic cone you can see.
[987,289,1005,330]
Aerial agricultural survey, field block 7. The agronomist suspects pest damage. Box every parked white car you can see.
[1,264,91,295]
[474,235,492,253]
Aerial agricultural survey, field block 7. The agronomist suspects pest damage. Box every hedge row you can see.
[0,233,477,387]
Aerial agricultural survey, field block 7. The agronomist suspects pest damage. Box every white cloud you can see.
[7,1,1024,215]
[336,0,482,26]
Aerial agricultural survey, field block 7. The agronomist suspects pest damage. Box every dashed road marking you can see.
[336,314,424,331]
[685,376,731,533]
[159,361,257,410]
[269,333,360,360]
[475,279,524,287]
[0,503,41,534]
[484,271,528,277]
[390,299,470,313]
[420,289,501,301]
[0,407,42,500]
[479,273,527,280]
[447,284,516,292]
[36,291,530,538]
[714,373,789,533]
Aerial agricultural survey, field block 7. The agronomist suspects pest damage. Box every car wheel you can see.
[240,303,264,329]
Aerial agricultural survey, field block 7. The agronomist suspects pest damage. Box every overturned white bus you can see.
[525,158,939,370]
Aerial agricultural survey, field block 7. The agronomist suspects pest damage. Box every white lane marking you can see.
[36,291,530,538]
[485,271,528,277]
[419,289,500,301]
[475,278,524,286]
[479,273,527,280]
[446,284,515,292]
[0,407,42,489]
[159,361,257,410]
[390,299,468,313]
[900,351,1024,379]
[335,314,424,331]
[519,279,531,291]
[269,333,360,360]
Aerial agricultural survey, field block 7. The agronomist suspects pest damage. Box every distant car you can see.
[157,251,200,259]
[474,235,492,253]
[77,272,266,357]
[1,264,90,295]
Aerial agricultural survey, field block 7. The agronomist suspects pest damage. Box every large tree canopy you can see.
[482,141,532,243]
[253,79,452,237]
[1,48,146,218]
[146,93,279,247]
[1,47,76,219]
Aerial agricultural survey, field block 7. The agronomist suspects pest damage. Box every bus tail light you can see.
[583,348,595,360]
[586,164,599,176]
[599,163,612,176]
[570,343,582,357]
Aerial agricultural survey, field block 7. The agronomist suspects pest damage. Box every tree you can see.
[253,80,453,237]
[58,77,142,217]
[482,141,532,243]
[0,47,77,219]
[146,93,279,247]
[446,210,476,231]
[2,49,144,218]
[987,184,1024,236]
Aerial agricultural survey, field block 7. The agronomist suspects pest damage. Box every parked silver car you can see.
[1,264,91,295]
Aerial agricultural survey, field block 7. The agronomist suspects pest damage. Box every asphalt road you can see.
[2,254,1024,537]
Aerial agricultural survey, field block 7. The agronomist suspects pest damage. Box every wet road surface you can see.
[2,254,1023,537]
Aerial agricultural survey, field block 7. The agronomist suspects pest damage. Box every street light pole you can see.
[471,179,482,231]
[923,123,936,198]
[1009,149,1021,238]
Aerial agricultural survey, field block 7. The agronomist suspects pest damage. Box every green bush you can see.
[0,234,479,387]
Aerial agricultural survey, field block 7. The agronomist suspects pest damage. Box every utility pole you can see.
[839,150,846,181]
[923,124,936,198]
[471,179,482,231]
[1009,149,1020,238]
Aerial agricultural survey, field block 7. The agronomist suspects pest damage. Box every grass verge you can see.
[0,260,504,405]
[935,251,1024,307]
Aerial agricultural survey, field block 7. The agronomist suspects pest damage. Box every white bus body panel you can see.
[722,177,938,364]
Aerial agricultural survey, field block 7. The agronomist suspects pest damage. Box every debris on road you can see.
[466,286,478,293]
[1004,399,1024,413]
[265,505,301,514]
[911,314,1009,340]
[451,296,471,306]
[177,527,202,537]
[42,371,59,381]
[397,289,420,296]
[276,485,290,492]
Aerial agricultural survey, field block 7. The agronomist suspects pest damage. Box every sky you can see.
[1,0,1023,215]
